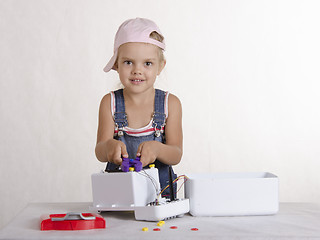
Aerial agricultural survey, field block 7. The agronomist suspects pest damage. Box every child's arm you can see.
[95,94,128,165]
[137,94,183,167]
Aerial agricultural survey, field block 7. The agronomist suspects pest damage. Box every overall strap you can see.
[153,89,166,130]
[113,89,128,129]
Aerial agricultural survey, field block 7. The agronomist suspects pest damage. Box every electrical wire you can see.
[137,169,161,195]
[137,171,189,204]
[176,175,188,194]
[157,175,189,200]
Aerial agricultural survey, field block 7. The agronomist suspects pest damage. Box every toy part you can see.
[121,157,142,172]
[134,199,190,221]
[40,212,106,231]
[51,212,95,221]
[157,220,165,226]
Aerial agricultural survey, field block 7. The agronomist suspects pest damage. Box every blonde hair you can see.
[149,31,165,62]
[114,31,165,69]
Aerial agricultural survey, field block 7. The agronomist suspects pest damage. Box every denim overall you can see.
[106,89,177,198]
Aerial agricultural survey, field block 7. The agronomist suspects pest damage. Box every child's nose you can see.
[132,64,143,75]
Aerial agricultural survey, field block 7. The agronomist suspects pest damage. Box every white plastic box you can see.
[185,172,279,216]
[91,168,160,211]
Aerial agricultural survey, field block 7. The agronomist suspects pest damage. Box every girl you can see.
[95,18,182,197]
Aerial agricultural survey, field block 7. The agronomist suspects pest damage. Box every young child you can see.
[95,18,182,197]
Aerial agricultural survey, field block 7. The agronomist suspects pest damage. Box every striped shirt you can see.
[110,91,169,137]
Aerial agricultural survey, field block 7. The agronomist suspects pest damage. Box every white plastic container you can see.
[134,199,190,221]
[185,172,279,216]
[91,168,160,211]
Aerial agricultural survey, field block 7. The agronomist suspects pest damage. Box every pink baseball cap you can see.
[103,18,166,72]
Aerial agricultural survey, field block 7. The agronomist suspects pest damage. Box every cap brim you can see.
[103,50,118,72]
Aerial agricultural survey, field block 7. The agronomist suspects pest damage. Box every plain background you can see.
[1,0,320,229]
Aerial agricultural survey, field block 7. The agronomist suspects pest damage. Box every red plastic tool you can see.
[40,212,106,231]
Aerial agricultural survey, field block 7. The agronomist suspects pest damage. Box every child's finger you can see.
[139,155,148,167]
[120,142,128,158]
[111,142,125,165]
[112,146,122,165]
[137,143,148,167]
[136,142,144,157]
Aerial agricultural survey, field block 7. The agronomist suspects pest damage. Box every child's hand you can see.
[136,141,160,167]
[105,139,128,165]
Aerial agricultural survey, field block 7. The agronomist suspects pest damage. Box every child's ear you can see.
[158,60,166,75]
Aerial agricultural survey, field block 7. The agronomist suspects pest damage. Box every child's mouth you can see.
[130,79,145,84]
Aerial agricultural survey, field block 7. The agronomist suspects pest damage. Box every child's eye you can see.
[124,61,132,65]
[145,62,153,66]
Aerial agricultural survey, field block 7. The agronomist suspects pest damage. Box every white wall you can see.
[1,0,320,228]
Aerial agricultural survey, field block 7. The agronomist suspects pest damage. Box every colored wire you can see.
[137,169,161,195]
[158,175,189,199]
[176,176,188,194]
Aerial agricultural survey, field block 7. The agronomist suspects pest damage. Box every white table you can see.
[1,202,320,239]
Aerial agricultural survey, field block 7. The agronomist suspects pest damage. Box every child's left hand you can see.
[136,141,160,167]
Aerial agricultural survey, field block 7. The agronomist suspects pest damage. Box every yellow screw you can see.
[142,227,149,232]
[129,167,135,172]
[149,164,155,168]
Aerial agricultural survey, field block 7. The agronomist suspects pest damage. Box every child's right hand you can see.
[105,139,128,166]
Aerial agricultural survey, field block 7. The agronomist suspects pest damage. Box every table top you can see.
[1,202,320,239]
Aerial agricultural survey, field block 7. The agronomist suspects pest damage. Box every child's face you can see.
[115,42,165,94]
